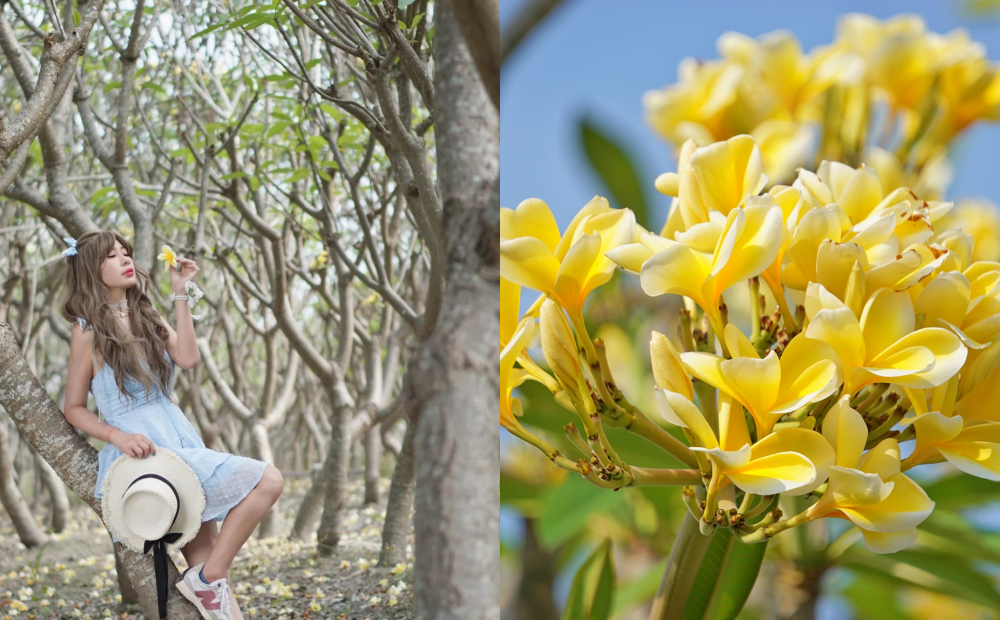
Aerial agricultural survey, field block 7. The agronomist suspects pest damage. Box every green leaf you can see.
[610,558,667,617]
[561,540,615,620]
[578,117,652,230]
[103,81,122,93]
[89,187,116,203]
[73,9,81,25]
[842,548,1000,608]
[266,122,290,138]
[249,176,262,192]
[287,169,310,183]
[538,475,626,549]
[917,510,1000,565]
[922,473,1000,509]
[190,22,224,39]
[220,171,251,181]
[683,530,767,620]
[410,13,425,29]
[397,0,416,7]
[144,83,166,95]
[839,570,909,620]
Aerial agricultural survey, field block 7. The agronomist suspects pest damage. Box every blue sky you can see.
[501,0,1000,229]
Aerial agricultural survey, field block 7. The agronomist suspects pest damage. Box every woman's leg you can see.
[180,521,218,567]
[201,465,283,582]
[180,521,246,620]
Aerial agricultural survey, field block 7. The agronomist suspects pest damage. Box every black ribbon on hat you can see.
[122,473,182,619]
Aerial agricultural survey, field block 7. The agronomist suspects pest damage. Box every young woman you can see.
[62,231,284,620]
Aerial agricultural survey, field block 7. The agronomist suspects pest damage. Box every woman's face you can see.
[101,240,136,289]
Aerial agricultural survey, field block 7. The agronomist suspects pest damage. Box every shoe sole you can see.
[176,578,220,620]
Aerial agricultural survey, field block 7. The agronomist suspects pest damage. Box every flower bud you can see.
[650,331,693,400]
[540,300,581,390]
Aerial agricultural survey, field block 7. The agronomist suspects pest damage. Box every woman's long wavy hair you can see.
[60,231,173,406]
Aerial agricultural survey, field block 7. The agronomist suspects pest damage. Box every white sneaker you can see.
[176,563,234,620]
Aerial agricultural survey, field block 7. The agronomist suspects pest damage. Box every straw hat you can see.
[101,447,206,619]
[102,446,206,551]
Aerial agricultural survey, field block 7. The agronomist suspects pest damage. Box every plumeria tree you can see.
[501,13,1000,619]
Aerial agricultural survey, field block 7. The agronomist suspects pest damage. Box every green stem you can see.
[629,467,703,486]
[648,514,716,620]
[694,380,719,436]
[626,410,699,469]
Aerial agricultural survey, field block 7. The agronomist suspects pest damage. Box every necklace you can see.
[107,299,129,319]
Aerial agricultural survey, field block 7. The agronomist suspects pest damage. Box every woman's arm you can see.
[163,290,201,369]
[65,323,120,443]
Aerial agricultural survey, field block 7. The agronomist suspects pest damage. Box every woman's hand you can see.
[169,257,200,294]
[111,430,156,459]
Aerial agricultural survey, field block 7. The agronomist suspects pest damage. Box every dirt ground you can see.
[0,476,414,619]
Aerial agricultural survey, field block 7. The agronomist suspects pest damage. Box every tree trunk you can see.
[33,447,70,533]
[0,323,201,619]
[0,417,48,547]
[114,546,141,607]
[364,423,381,504]
[378,418,415,567]
[410,2,500,618]
[290,463,326,541]
[503,517,559,620]
[249,421,280,538]
[315,380,353,555]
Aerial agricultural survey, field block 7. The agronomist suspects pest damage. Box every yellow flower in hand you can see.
[158,245,178,270]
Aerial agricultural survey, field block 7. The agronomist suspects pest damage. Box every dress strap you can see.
[76,317,103,425]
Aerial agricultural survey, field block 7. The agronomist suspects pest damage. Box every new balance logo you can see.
[195,589,221,610]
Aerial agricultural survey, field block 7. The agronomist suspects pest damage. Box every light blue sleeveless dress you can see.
[76,317,269,543]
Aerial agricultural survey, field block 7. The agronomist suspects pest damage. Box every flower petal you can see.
[840,472,934,532]
[822,396,868,469]
[640,244,710,304]
[655,388,718,449]
[859,528,919,554]
[720,351,781,420]
[726,451,817,495]
[500,237,560,296]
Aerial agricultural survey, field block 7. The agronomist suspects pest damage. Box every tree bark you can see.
[0,322,201,619]
[290,463,326,541]
[364,423,381,504]
[315,381,353,556]
[410,2,500,618]
[378,417,415,568]
[33,447,69,533]
[0,416,48,548]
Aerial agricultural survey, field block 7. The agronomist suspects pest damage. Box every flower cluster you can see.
[500,130,1000,553]
[643,14,1000,192]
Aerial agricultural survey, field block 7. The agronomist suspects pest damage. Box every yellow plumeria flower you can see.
[803,396,934,553]
[669,135,769,227]
[157,244,178,269]
[802,283,966,394]
[643,58,744,148]
[901,411,1000,480]
[914,265,1000,350]
[681,325,840,437]
[608,197,782,350]
[656,389,834,495]
[500,196,636,318]
[937,199,1000,263]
